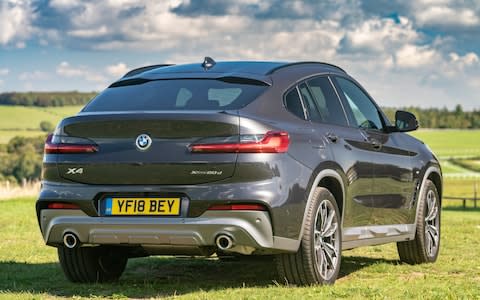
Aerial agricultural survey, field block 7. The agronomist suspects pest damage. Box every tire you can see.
[276,187,342,285]
[58,246,128,283]
[397,179,441,264]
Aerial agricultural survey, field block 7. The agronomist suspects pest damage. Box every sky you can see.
[0,0,479,110]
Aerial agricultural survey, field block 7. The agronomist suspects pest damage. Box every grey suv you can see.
[36,59,442,285]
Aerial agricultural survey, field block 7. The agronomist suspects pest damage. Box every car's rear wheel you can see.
[276,187,342,285]
[397,179,441,264]
[58,246,128,283]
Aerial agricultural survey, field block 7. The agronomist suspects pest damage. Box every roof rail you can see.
[122,64,174,78]
[266,61,346,75]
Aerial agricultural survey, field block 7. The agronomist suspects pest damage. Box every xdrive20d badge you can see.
[37,58,442,285]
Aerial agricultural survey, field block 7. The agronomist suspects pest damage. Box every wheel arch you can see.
[413,165,442,232]
[296,167,346,244]
[427,169,443,204]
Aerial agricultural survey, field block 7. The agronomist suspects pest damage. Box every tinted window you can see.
[306,77,348,126]
[298,83,322,122]
[336,77,383,130]
[83,79,267,112]
[284,88,305,119]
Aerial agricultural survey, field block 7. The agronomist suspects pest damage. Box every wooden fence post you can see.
[475,181,478,209]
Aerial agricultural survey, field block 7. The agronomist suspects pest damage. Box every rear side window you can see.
[306,77,348,126]
[83,79,267,112]
[298,83,322,122]
[284,88,306,119]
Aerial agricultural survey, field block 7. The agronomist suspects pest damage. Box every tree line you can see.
[0,92,96,107]
[1,92,478,128]
[383,105,480,129]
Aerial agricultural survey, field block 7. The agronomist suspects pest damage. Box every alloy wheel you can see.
[314,199,340,280]
[424,190,440,257]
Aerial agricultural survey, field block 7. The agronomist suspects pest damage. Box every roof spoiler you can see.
[109,75,271,88]
[122,64,174,78]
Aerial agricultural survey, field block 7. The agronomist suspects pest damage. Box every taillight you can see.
[207,203,267,211]
[47,202,80,209]
[44,133,98,154]
[190,131,289,153]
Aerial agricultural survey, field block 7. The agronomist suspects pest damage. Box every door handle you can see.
[326,133,338,143]
[369,138,382,150]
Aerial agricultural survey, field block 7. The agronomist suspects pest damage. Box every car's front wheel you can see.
[276,187,342,285]
[58,245,128,283]
[397,179,441,264]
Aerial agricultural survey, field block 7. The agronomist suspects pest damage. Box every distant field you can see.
[0,105,82,144]
[410,129,480,158]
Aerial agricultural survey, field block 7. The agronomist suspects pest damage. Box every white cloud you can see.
[105,63,129,78]
[57,61,83,77]
[0,0,35,46]
[0,68,9,76]
[340,17,418,54]
[415,5,479,27]
[68,25,109,38]
[56,61,106,83]
[50,0,82,10]
[394,45,440,68]
[19,71,50,81]
[449,52,479,67]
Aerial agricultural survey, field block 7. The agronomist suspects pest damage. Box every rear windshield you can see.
[83,79,267,112]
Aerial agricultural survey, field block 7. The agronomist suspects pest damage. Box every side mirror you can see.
[395,110,418,132]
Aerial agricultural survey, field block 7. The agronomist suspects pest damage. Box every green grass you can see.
[1,197,479,299]
[444,178,479,198]
[450,158,480,173]
[409,129,480,179]
[0,105,82,143]
[410,129,480,158]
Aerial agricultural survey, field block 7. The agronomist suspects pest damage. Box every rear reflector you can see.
[47,202,80,209]
[190,131,289,153]
[207,204,267,211]
[44,134,98,154]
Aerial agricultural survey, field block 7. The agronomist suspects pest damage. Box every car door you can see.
[297,76,375,228]
[332,76,416,226]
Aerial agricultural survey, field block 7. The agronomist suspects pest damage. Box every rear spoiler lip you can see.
[109,72,272,88]
[122,64,174,78]
[69,110,240,120]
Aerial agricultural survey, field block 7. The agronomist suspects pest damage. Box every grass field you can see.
[410,129,480,158]
[0,197,479,299]
[444,178,479,199]
[0,105,82,143]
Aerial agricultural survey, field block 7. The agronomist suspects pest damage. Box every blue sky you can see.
[0,0,479,110]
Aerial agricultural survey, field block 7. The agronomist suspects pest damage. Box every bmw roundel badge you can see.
[135,134,152,151]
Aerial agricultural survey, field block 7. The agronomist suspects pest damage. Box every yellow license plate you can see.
[105,197,181,216]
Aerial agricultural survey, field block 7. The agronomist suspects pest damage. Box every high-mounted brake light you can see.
[190,131,289,153]
[44,134,98,154]
[47,202,80,209]
[207,203,267,211]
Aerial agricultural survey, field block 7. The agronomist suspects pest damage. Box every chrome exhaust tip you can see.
[216,234,234,251]
[63,233,78,249]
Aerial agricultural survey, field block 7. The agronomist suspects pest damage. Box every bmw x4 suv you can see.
[36,58,442,285]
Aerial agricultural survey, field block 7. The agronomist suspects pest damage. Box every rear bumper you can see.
[40,209,298,255]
